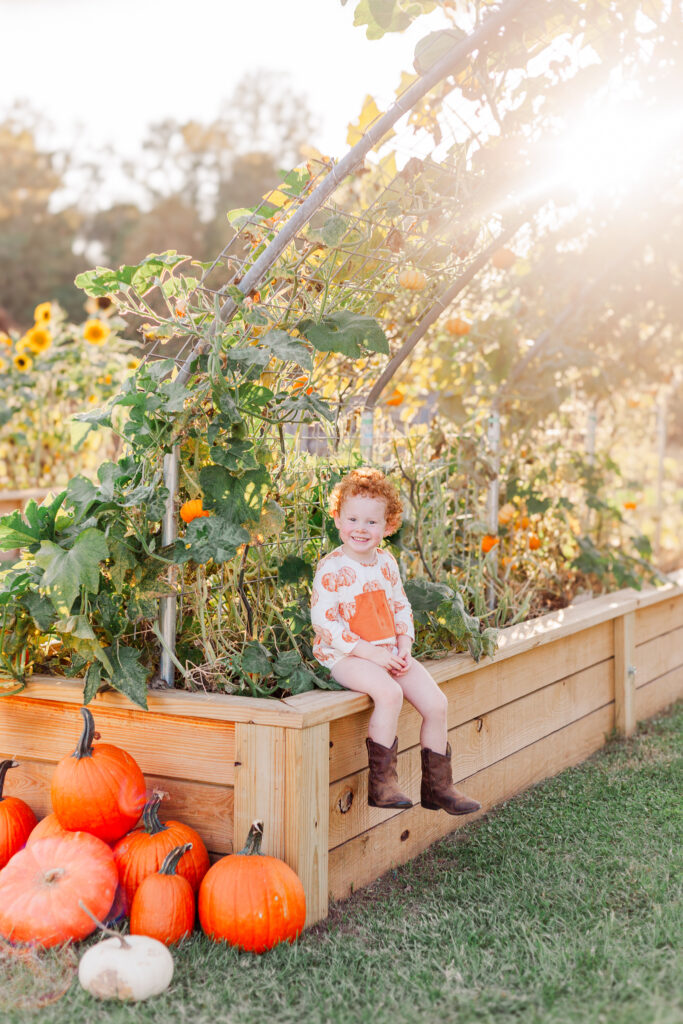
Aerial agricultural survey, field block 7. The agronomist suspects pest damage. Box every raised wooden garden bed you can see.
[1,574,681,928]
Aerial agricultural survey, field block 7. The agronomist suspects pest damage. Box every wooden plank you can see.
[285,724,330,928]
[233,723,286,859]
[0,697,235,785]
[614,612,636,737]
[634,626,683,687]
[329,661,613,849]
[329,630,613,783]
[633,574,683,612]
[0,676,306,728]
[329,704,614,901]
[635,665,683,722]
[0,757,234,854]
[635,595,683,645]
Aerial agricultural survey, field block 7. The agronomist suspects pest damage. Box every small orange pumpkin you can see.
[0,760,38,869]
[27,811,71,847]
[528,534,542,550]
[130,843,196,945]
[180,498,210,523]
[198,820,305,953]
[491,247,516,270]
[398,268,427,290]
[481,535,499,553]
[445,317,470,336]
[113,791,210,910]
[385,388,404,407]
[51,707,146,844]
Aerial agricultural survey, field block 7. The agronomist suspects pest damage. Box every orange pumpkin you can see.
[27,811,70,847]
[398,268,427,290]
[445,317,470,336]
[528,534,542,550]
[491,247,516,270]
[0,760,37,869]
[130,843,196,945]
[51,707,146,844]
[198,820,305,953]
[481,535,499,553]
[180,498,210,523]
[113,791,209,910]
[385,388,404,407]
[0,832,118,947]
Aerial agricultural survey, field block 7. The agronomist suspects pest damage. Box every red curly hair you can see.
[329,467,403,536]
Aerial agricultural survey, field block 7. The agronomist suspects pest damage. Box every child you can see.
[311,467,480,815]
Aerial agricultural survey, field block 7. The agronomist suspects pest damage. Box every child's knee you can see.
[426,686,448,719]
[376,678,404,712]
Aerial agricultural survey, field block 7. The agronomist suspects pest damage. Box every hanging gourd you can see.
[113,791,209,910]
[445,317,471,337]
[491,247,516,270]
[26,811,71,847]
[130,843,195,945]
[398,268,427,290]
[198,820,306,953]
[179,498,210,524]
[51,707,146,844]
[0,832,118,947]
[0,759,38,869]
[78,904,174,1001]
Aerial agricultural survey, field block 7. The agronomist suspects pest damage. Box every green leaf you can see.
[65,476,99,521]
[241,642,273,676]
[225,346,271,368]
[101,644,148,709]
[0,509,42,550]
[278,555,314,585]
[173,516,250,565]
[54,615,114,674]
[272,649,302,678]
[262,330,313,370]
[210,440,258,473]
[286,665,318,694]
[298,311,389,358]
[35,528,109,616]
[83,662,103,705]
[413,28,466,75]
[404,578,453,612]
[200,464,271,526]
[20,592,57,631]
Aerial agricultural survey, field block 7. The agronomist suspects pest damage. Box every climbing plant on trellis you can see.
[1,0,679,706]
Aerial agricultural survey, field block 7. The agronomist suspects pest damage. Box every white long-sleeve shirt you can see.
[310,546,415,668]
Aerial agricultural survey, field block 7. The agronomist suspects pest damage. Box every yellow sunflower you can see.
[84,319,111,345]
[13,353,33,372]
[0,332,12,347]
[33,302,53,323]
[26,326,52,354]
[127,357,141,370]
[85,295,116,317]
[15,336,31,354]
[0,358,6,373]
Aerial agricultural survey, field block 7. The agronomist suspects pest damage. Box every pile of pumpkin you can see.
[0,707,305,1001]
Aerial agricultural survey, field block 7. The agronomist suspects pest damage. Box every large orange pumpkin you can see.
[113,791,209,910]
[26,811,70,847]
[198,820,306,953]
[0,759,37,869]
[130,843,196,945]
[51,707,146,843]
[0,832,118,947]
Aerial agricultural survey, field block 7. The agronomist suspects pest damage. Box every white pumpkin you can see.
[78,934,174,1001]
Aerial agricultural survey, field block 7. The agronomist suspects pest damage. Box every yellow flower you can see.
[13,353,33,372]
[127,357,141,370]
[33,302,52,323]
[0,332,12,347]
[16,336,31,354]
[0,358,6,373]
[26,326,52,354]
[87,394,98,404]
[84,319,111,345]
[85,295,115,317]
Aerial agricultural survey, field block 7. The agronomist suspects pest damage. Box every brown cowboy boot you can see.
[366,737,413,809]
[421,743,481,815]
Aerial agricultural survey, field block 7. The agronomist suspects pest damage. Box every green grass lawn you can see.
[4,702,682,1024]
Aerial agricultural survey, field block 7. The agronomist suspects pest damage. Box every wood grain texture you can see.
[329,661,614,849]
[614,612,636,737]
[635,665,683,722]
[328,625,613,782]
[0,757,234,853]
[0,697,235,784]
[635,595,683,646]
[285,724,330,927]
[634,626,683,687]
[328,704,614,901]
[233,723,286,859]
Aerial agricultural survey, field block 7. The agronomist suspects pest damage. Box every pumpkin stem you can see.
[142,791,168,835]
[238,820,264,856]
[78,900,131,949]
[159,843,192,875]
[72,707,96,759]
[0,759,18,801]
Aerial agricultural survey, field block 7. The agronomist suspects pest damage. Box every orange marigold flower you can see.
[84,319,111,345]
[481,534,499,553]
[34,302,53,323]
[528,534,542,550]
[13,353,33,373]
[623,501,637,510]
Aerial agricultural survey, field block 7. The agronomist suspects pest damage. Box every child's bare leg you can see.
[331,656,404,747]
[395,660,449,753]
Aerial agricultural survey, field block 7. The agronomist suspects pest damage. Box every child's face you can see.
[334,493,387,561]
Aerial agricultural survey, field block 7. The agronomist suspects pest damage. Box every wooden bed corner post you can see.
[285,722,330,928]
[614,610,636,738]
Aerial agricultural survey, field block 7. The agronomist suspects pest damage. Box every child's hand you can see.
[391,638,412,677]
[369,646,405,673]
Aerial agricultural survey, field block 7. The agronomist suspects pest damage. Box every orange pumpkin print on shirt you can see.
[381,564,399,586]
[349,590,396,643]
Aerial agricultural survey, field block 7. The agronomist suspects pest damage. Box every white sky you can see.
[3,0,445,179]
